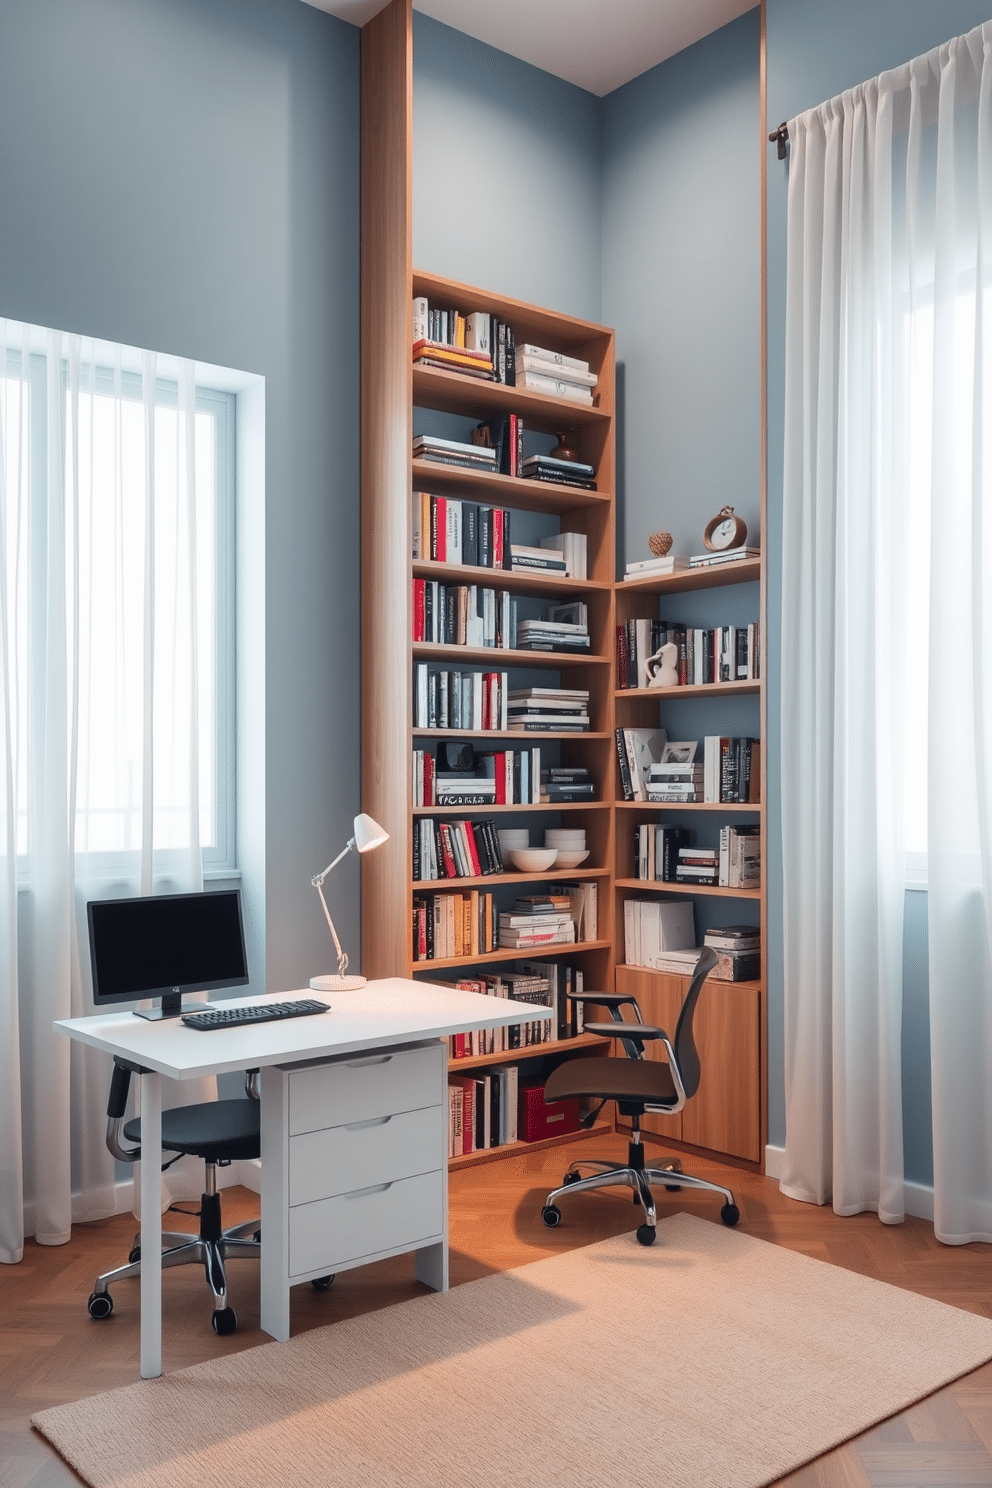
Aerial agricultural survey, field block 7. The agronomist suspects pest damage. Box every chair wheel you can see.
[562,1172,581,1186]
[252,1230,261,1242]
[211,1307,237,1335]
[721,1202,740,1227]
[541,1204,562,1228]
[636,1224,657,1246]
[88,1291,114,1319]
[128,1246,141,1264]
[311,1274,335,1291]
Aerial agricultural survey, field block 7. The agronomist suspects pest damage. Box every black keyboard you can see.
[181,998,331,1031]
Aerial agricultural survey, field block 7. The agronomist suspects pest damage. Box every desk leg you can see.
[415,1242,448,1292]
[139,1072,162,1379]
[259,1065,290,1342]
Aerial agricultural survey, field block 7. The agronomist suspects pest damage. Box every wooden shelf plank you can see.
[411,459,610,515]
[414,365,610,429]
[413,802,610,816]
[614,800,760,812]
[447,1032,606,1074]
[615,681,759,700]
[412,939,612,971]
[615,964,761,992]
[617,559,761,594]
[412,558,609,595]
[413,728,612,742]
[414,641,609,668]
[615,878,761,899]
[415,868,608,890]
[447,1120,613,1172]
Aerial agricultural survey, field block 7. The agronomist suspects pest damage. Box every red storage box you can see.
[518,1083,581,1142]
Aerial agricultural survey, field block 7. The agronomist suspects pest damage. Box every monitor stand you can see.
[134,993,218,1021]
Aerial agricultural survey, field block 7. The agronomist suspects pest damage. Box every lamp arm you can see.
[314,877,349,978]
[312,837,355,889]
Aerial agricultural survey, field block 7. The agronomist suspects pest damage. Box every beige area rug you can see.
[33,1213,992,1488]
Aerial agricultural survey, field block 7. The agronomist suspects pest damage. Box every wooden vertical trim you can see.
[361,0,414,979]
[767,0,773,1160]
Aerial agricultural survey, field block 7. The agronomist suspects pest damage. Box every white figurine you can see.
[645,641,679,688]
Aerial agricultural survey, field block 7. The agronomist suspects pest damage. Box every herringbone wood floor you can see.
[3,1134,991,1488]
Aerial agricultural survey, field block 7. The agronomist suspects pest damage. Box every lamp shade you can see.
[353,813,389,853]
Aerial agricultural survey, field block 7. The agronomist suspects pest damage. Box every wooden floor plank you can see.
[2,1135,990,1488]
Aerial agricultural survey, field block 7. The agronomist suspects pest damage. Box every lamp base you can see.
[309,974,367,992]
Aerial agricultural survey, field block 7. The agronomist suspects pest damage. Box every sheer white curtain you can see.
[781,22,992,1242]
[0,324,211,1265]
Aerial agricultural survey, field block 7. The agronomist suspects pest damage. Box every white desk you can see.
[55,978,548,1378]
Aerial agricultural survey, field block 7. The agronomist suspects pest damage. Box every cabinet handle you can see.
[344,1182,392,1199]
[343,1054,393,1068]
[345,1115,392,1131]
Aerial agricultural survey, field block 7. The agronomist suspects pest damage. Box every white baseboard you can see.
[763,1145,934,1222]
[25,1160,262,1244]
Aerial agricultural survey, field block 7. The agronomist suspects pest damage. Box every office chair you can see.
[87,1056,263,1335]
[540,946,740,1246]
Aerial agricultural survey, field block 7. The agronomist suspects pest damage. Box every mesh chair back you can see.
[670,946,718,1099]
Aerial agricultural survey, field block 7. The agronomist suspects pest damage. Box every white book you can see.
[514,353,598,387]
[516,343,590,375]
[543,530,588,579]
[412,296,428,343]
[445,500,462,566]
[412,498,424,560]
[624,554,690,575]
[465,311,491,355]
[516,371,594,404]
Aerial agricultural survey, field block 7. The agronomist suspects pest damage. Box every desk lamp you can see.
[309,813,389,991]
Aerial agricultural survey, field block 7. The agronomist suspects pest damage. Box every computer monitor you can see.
[87,889,250,1021]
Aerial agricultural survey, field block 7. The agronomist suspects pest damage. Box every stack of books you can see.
[433,770,496,807]
[633,823,690,881]
[498,897,576,951]
[688,546,761,569]
[647,758,703,803]
[522,453,596,490]
[541,531,587,578]
[623,898,695,969]
[516,601,589,653]
[508,687,590,732]
[718,825,760,887]
[510,542,566,574]
[540,766,595,802]
[412,298,516,384]
[514,344,597,405]
[704,924,761,981]
[624,553,689,579]
[675,846,718,885]
[413,433,497,474]
[413,817,505,881]
[412,339,493,380]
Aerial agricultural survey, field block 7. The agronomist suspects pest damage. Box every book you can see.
[515,343,590,375]
[622,728,668,801]
[522,453,595,478]
[624,554,691,576]
[514,352,598,387]
[688,546,761,568]
[515,370,594,404]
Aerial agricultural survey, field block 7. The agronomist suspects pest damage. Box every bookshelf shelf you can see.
[447,1120,612,1172]
[614,966,761,994]
[413,802,609,817]
[413,364,611,429]
[617,559,760,594]
[414,642,610,669]
[615,800,760,813]
[447,1031,606,1074]
[413,728,612,742]
[412,559,609,596]
[412,940,612,973]
[615,877,760,900]
[615,681,759,701]
[416,867,607,890]
[411,459,610,515]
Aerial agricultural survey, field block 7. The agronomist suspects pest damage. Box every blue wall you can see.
[0,0,361,997]
[765,0,992,1176]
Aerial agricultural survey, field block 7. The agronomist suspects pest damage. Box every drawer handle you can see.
[345,1115,392,1131]
[343,1055,393,1068]
[344,1182,393,1199]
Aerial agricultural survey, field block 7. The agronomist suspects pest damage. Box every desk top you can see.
[54,977,551,1079]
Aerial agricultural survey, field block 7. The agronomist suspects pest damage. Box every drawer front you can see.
[289,1043,442,1135]
[289,1104,444,1206]
[289,1169,443,1277]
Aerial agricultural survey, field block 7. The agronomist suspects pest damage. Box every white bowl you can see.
[552,849,589,869]
[497,829,530,852]
[544,830,586,845]
[509,848,558,872]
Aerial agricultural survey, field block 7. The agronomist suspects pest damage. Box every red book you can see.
[430,495,447,562]
[439,823,458,878]
[423,752,434,807]
[616,625,628,688]
[461,822,483,877]
[492,507,504,567]
[508,414,520,478]
[413,578,425,643]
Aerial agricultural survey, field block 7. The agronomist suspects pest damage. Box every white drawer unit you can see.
[260,1038,448,1342]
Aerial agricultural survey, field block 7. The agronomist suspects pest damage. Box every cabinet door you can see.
[681,979,760,1162]
[614,967,683,1142]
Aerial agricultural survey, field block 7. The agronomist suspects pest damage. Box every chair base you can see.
[542,1142,737,1241]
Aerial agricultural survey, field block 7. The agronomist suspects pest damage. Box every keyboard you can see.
[181,997,331,1031]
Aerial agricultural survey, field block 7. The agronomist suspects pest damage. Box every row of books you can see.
[616,735,759,804]
[615,727,668,801]
[413,816,505,881]
[413,340,493,380]
[411,493,590,579]
[633,823,691,882]
[448,1068,518,1155]
[629,924,761,982]
[413,580,517,648]
[439,964,586,1059]
[691,736,760,805]
[616,619,760,689]
[412,890,498,961]
[412,750,543,809]
[412,298,518,384]
[414,666,507,732]
[672,827,761,888]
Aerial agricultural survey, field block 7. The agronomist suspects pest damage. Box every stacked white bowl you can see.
[497,828,530,856]
[544,828,588,869]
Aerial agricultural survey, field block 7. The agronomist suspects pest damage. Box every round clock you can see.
[703,505,748,552]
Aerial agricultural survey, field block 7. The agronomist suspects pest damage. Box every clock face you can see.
[711,517,740,550]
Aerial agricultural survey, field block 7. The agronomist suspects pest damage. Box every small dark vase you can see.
[550,431,578,462]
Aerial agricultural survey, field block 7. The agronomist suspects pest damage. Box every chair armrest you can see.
[582,1022,669,1041]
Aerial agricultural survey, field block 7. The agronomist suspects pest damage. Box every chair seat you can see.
[544,1055,678,1109]
[123,1098,261,1163]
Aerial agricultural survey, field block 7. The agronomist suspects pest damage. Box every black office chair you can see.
[87,1056,263,1335]
[540,946,740,1246]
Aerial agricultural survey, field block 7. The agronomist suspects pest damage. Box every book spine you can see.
[616,729,634,800]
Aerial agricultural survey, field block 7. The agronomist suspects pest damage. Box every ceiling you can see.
[303,0,756,97]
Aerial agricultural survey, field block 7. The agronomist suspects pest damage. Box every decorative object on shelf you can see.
[703,505,748,552]
[509,848,558,872]
[550,431,579,462]
[644,641,679,689]
[648,530,673,557]
[310,813,389,992]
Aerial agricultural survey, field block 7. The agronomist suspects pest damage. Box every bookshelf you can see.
[613,563,765,1163]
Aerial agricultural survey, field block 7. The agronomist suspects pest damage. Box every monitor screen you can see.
[88,889,249,1020]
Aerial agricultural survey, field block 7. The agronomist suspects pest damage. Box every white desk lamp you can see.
[309,812,389,992]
